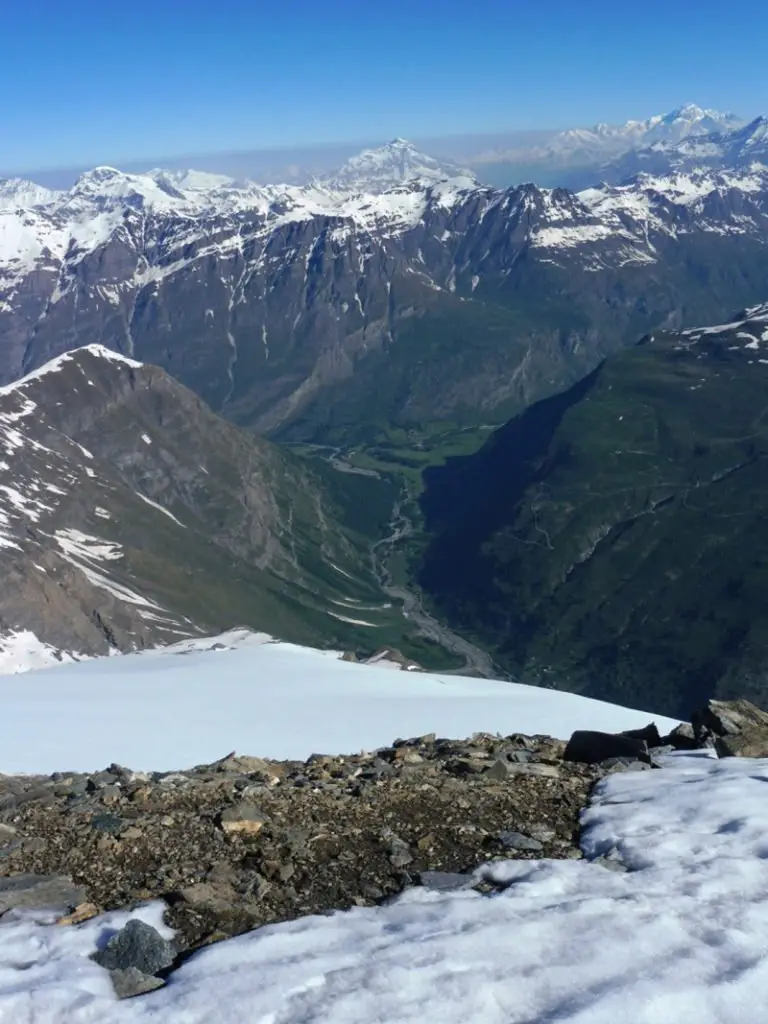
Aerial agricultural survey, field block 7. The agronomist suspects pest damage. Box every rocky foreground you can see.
[0,698,761,999]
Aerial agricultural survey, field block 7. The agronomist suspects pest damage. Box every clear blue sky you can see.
[3,0,767,170]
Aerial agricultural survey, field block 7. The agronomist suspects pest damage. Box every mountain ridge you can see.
[3,158,768,445]
[0,344,409,664]
[418,301,768,717]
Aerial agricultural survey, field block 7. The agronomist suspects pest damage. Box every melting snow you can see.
[0,630,84,674]
[54,528,122,562]
[135,492,187,528]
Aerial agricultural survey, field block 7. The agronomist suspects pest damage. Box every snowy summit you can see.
[321,137,478,193]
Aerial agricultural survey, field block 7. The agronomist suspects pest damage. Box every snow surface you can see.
[0,345,142,402]
[7,749,768,1021]
[0,628,679,773]
[0,630,84,675]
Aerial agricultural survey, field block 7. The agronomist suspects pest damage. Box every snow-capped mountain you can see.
[321,138,477,193]
[468,104,746,188]
[0,177,61,211]
[601,115,768,183]
[552,104,740,159]
[1,159,768,441]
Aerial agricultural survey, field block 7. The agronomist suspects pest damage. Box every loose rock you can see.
[110,967,166,1000]
[218,803,267,836]
[0,874,86,914]
[92,919,175,976]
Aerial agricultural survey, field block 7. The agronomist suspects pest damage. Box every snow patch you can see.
[0,629,679,772]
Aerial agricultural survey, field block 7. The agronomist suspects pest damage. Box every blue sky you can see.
[3,0,767,170]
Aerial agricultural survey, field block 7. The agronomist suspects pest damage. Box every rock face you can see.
[419,304,768,717]
[0,346,401,660]
[2,165,768,444]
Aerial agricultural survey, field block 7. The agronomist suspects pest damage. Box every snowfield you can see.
[0,629,679,773]
[5,750,768,1022]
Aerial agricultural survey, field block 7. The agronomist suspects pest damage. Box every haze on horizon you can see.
[2,0,766,180]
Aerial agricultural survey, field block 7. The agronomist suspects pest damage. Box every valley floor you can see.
[1,750,766,1022]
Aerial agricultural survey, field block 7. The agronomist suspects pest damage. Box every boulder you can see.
[563,731,648,765]
[620,723,662,747]
[692,699,768,757]
[92,918,175,976]
[663,723,698,750]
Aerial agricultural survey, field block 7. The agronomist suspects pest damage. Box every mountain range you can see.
[2,144,768,449]
[467,104,748,188]
[600,116,768,184]
[4,116,768,711]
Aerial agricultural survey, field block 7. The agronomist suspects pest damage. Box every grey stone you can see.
[601,758,652,774]
[418,871,475,892]
[508,749,535,763]
[91,813,124,834]
[648,745,676,758]
[564,730,648,765]
[0,874,87,913]
[110,967,165,1000]
[507,762,561,778]
[385,834,413,868]
[664,722,698,750]
[0,793,17,816]
[66,780,90,798]
[528,825,557,843]
[487,759,510,781]
[498,831,544,853]
[15,786,55,808]
[93,919,175,976]
[21,837,46,854]
[218,803,268,835]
